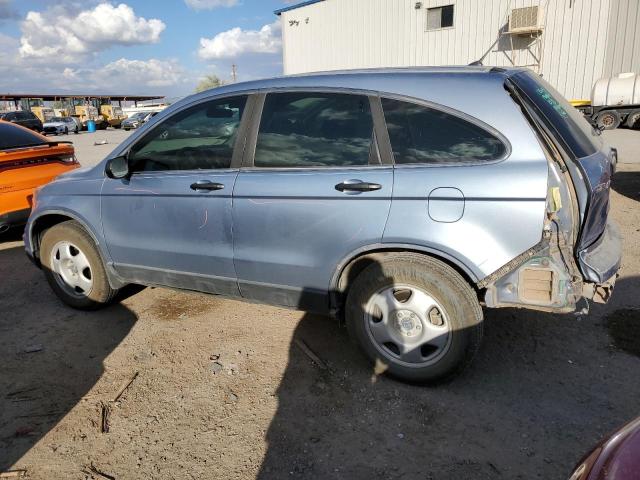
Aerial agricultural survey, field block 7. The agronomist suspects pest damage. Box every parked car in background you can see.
[0,111,43,132]
[43,116,80,135]
[569,416,640,479]
[0,121,79,232]
[122,111,159,130]
[24,67,620,383]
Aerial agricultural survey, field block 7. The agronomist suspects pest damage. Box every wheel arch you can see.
[29,210,125,289]
[329,244,481,314]
[30,211,98,261]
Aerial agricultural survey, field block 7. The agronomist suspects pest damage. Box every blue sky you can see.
[0,0,293,98]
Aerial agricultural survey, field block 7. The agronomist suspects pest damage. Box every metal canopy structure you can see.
[0,93,164,102]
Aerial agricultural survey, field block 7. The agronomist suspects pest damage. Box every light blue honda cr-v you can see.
[24,67,621,382]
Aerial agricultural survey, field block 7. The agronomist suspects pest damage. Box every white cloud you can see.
[100,58,185,88]
[184,0,238,10]
[19,3,165,62]
[198,20,281,60]
[0,32,185,93]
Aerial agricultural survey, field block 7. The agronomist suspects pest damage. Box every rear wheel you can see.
[595,110,621,130]
[625,109,640,129]
[345,253,483,383]
[40,221,117,310]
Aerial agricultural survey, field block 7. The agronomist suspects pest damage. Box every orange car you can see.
[0,120,79,232]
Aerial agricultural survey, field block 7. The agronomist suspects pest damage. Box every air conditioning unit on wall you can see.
[509,6,544,34]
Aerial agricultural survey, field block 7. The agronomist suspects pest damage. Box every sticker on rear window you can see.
[535,87,568,118]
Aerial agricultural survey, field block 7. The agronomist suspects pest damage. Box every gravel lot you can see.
[1,128,639,479]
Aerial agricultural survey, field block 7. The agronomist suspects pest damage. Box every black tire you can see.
[74,127,79,134]
[40,221,118,310]
[625,109,640,129]
[595,110,621,130]
[345,253,483,383]
[64,127,69,135]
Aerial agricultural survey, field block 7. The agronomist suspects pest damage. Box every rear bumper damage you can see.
[578,220,621,305]
[578,220,622,284]
[482,220,621,312]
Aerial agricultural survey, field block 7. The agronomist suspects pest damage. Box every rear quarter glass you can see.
[512,71,601,159]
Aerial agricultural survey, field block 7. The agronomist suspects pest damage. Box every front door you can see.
[101,95,250,295]
[233,91,393,312]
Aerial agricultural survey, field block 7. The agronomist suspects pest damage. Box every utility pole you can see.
[231,64,237,83]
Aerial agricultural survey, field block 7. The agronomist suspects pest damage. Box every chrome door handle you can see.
[335,180,382,192]
[190,181,224,191]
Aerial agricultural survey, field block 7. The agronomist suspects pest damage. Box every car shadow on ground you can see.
[0,241,137,472]
[2,229,639,479]
[258,263,640,479]
[612,169,640,202]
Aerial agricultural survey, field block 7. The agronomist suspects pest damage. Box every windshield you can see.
[512,71,602,158]
[0,122,45,149]
[49,117,64,122]
[129,113,146,120]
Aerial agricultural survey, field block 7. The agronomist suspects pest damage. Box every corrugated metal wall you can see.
[604,0,640,80]
[281,0,636,99]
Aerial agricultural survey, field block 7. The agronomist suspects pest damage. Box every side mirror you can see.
[105,155,130,179]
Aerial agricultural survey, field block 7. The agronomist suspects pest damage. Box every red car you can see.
[570,416,640,479]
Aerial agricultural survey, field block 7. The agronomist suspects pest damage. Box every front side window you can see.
[427,4,454,30]
[254,92,376,168]
[382,98,507,164]
[128,95,248,172]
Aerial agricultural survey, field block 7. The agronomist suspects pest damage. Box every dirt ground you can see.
[1,162,639,479]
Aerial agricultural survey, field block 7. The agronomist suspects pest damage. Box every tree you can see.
[195,74,224,93]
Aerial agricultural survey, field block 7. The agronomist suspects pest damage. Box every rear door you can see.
[101,95,252,295]
[232,91,393,312]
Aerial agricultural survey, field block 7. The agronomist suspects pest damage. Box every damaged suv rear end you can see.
[482,70,620,314]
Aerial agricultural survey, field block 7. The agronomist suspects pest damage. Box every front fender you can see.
[26,207,126,290]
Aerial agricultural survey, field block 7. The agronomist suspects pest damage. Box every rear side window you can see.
[128,95,248,172]
[381,98,507,164]
[254,92,376,168]
[0,123,45,149]
[512,71,599,158]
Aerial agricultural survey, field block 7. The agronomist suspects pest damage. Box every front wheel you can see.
[64,127,68,135]
[40,221,118,310]
[345,254,483,383]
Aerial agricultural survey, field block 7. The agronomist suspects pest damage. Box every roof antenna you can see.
[468,60,483,66]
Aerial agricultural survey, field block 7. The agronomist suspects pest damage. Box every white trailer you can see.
[580,73,640,130]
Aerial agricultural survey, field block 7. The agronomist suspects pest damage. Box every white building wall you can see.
[604,0,640,81]
[280,0,636,99]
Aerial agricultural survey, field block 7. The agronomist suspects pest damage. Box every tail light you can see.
[0,154,78,172]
